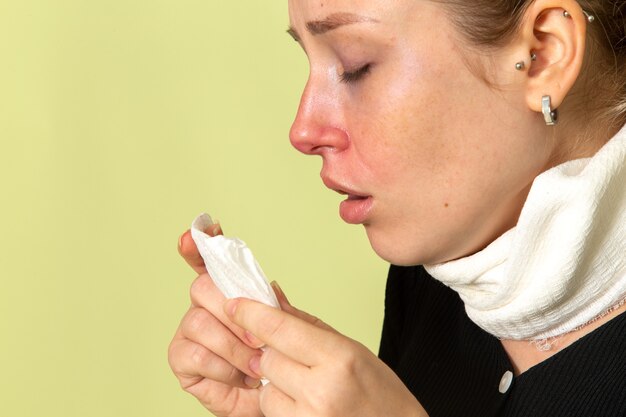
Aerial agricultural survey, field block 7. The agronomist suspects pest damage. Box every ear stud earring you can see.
[542,95,558,126]
[583,10,595,22]
[515,52,537,71]
[563,9,595,23]
[516,7,595,71]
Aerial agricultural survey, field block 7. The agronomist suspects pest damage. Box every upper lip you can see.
[321,175,370,198]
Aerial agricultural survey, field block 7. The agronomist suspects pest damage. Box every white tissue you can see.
[190,213,279,308]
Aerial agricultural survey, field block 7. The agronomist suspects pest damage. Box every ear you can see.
[513,0,588,114]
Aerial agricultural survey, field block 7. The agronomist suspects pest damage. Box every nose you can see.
[289,77,349,156]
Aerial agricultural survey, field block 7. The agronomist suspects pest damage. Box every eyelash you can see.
[340,63,371,84]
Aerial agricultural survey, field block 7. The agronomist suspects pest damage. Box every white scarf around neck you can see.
[424,126,626,340]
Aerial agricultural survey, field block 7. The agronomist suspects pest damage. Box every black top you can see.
[378,265,626,417]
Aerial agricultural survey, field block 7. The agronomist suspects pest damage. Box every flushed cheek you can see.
[367,56,500,192]
[346,39,475,216]
[351,85,450,192]
[361,52,451,159]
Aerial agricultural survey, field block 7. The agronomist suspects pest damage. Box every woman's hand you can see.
[223,297,429,417]
[168,226,265,417]
[169,225,428,417]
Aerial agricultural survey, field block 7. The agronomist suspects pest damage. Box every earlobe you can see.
[519,0,589,118]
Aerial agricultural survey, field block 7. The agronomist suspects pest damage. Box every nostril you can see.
[290,117,350,153]
[289,123,321,155]
[310,145,332,155]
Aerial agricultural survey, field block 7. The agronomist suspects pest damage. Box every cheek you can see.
[343,53,536,264]
[349,57,454,190]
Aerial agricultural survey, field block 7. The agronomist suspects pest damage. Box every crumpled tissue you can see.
[190,213,279,308]
[190,213,278,386]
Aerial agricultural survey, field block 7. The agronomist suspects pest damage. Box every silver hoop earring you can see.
[542,95,558,126]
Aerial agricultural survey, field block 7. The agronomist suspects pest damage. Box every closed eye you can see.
[340,63,371,84]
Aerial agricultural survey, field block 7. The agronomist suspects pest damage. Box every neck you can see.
[424,124,626,340]
[549,120,621,167]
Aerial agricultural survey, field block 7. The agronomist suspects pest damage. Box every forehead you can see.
[287,0,414,27]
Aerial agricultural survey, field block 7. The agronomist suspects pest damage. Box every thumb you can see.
[270,281,336,333]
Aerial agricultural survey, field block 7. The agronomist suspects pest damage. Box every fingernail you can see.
[245,330,265,349]
[249,355,262,376]
[224,299,239,317]
[203,222,223,237]
[271,281,290,305]
[244,376,261,389]
[205,224,218,237]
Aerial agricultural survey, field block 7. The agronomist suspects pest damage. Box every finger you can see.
[178,223,223,275]
[254,347,308,401]
[181,307,264,378]
[242,300,336,350]
[259,382,296,417]
[225,298,340,366]
[269,281,290,306]
[178,229,207,275]
[184,377,262,417]
[189,274,262,349]
[168,338,259,389]
[270,281,336,332]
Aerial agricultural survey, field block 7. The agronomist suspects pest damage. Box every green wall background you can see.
[0,1,388,416]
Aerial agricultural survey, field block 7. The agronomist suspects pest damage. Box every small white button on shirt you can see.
[499,370,514,394]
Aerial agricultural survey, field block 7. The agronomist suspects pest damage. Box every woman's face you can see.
[287,0,552,265]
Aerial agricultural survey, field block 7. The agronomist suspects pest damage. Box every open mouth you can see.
[347,194,369,201]
[320,176,374,224]
[321,175,372,201]
[331,187,369,200]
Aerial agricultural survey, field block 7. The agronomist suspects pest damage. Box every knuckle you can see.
[226,336,247,362]
[167,340,182,373]
[186,307,212,335]
[180,375,204,394]
[197,382,241,416]
[190,343,210,369]
[226,364,242,385]
[334,341,362,375]
[189,274,213,304]
[307,384,334,413]
[169,341,197,376]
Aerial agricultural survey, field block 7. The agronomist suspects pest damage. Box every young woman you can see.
[169,0,626,415]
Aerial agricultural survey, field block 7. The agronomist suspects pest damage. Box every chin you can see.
[364,224,436,266]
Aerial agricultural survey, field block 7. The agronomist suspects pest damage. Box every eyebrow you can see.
[287,12,379,42]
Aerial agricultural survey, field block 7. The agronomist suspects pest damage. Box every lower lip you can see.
[339,196,374,224]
